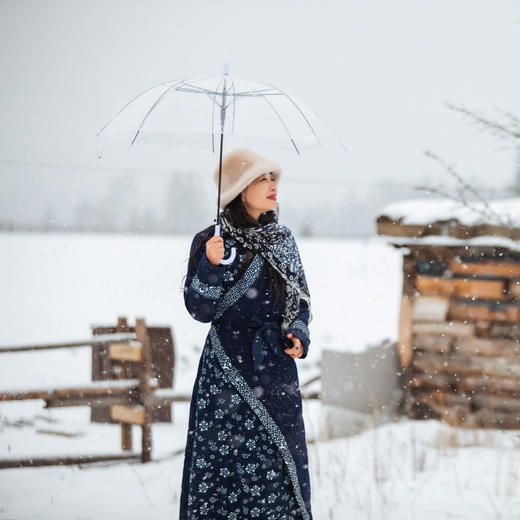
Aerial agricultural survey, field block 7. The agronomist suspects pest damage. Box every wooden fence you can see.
[0,316,189,468]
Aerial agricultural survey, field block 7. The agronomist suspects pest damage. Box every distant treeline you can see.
[0,169,516,238]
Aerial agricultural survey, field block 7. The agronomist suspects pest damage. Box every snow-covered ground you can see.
[1,231,519,519]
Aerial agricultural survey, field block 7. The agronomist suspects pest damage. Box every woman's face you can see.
[241,172,278,221]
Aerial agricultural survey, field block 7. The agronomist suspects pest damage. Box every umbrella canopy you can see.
[98,72,346,155]
[98,65,347,264]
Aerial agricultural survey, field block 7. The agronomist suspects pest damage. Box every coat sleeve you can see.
[183,232,225,323]
[284,271,312,359]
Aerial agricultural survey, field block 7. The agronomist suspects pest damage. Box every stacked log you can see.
[398,246,520,429]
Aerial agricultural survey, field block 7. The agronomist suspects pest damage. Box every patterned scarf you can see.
[220,213,312,332]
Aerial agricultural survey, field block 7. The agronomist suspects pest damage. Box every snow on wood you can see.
[0,378,160,402]
[411,295,450,321]
[0,332,138,353]
[109,341,143,361]
[378,196,520,227]
[413,333,451,352]
[385,234,520,252]
[412,320,476,336]
[510,279,520,298]
[110,405,145,425]
[413,350,520,378]
[453,336,520,356]
[376,196,520,247]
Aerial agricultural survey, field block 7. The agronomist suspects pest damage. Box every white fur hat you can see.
[213,147,282,209]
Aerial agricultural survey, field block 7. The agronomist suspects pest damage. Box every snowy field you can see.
[0,231,519,519]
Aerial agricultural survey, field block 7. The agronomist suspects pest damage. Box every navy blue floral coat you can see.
[179,225,313,520]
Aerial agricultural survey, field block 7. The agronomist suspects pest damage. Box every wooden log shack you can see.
[377,196,520,429]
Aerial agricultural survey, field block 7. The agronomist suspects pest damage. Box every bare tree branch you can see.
[419,150,514,228]
[416,102,519,224]
[495,108,520,132]
[444,102,520,142]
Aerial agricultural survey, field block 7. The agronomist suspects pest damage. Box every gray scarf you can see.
[220,213,312,332]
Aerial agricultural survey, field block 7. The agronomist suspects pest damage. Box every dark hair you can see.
[186,192,286,308]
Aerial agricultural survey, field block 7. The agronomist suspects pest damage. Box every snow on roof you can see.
[378,196,520,227]
[380,234,520,252]
[376,196,520,248]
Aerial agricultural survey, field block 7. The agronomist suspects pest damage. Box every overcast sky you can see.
[1,0,520,222]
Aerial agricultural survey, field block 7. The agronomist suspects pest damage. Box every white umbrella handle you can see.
[214,224,236,265]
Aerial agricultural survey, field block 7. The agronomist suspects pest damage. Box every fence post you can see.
[116,317,133,451]
[136,318,152,463]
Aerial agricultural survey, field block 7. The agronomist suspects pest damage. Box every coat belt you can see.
[247,314,286,370]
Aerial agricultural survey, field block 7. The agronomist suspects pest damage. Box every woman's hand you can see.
[205,236,225,266]
[284,333,303,359]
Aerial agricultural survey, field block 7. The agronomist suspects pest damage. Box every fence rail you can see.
[0,317,175,468]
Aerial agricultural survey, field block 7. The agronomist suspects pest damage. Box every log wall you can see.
[397,245,520,429]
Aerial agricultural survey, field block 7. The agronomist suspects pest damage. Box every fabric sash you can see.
[208,252,311,519]
[209,324,311,520]
[247,314,287,371]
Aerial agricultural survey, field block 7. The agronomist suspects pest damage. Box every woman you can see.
[179,147,313,520]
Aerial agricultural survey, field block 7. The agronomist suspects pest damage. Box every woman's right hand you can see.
[205,236,225,266]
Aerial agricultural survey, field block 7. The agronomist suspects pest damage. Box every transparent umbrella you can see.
[98,63,347,264]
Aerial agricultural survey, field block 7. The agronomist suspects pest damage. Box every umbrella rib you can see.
[271,86,321,144]
[231,81,237,133]
[169,77,233,101]
[309,110,349,152]
[180,80,215,91]
[97,79,185,136]
[174,86,278,98]
[130,79,188,145]
[176,81,229,120]
[233,89,280,97]
[261,96,300,155]
[176,86,219,96]
[270,85,347,150]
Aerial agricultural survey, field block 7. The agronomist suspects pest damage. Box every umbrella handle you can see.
[214,224,236,265]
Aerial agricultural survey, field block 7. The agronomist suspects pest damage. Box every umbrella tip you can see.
[223,61,229,76]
